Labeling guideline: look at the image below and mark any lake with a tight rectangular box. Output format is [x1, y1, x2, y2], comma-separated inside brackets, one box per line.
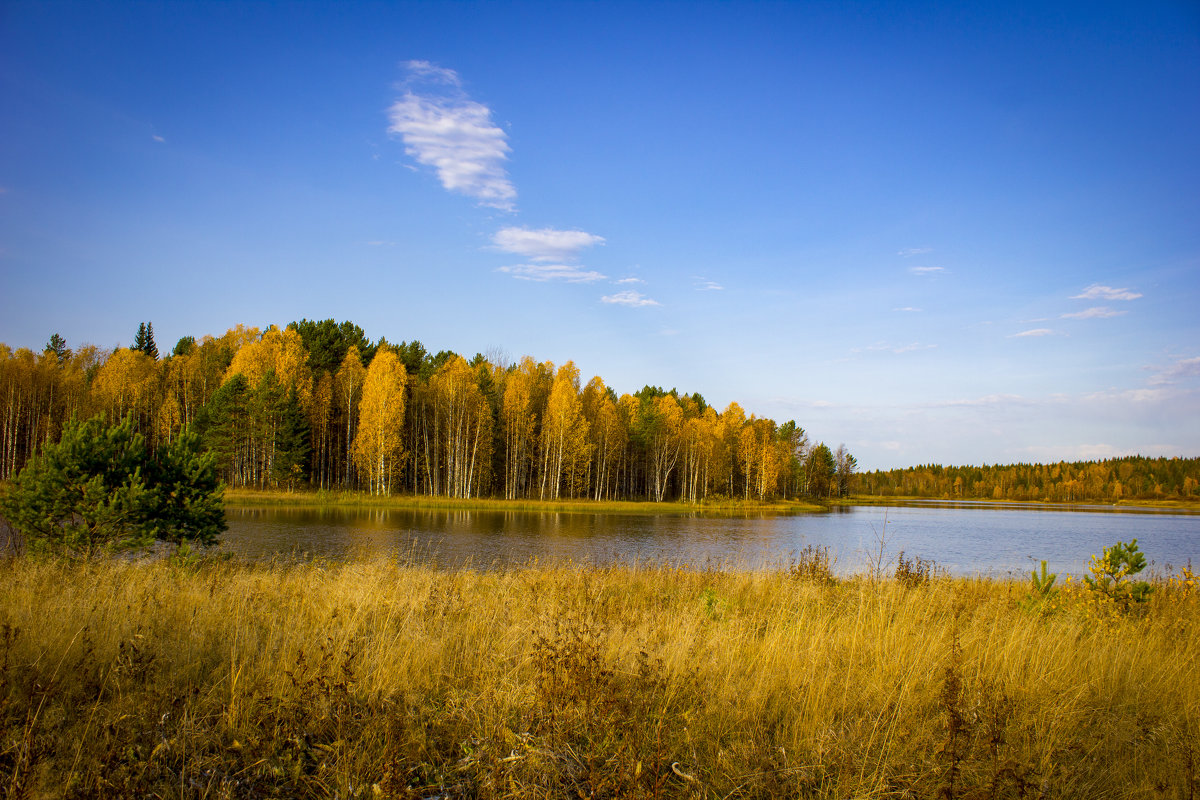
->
[221, 504, 1200, 578]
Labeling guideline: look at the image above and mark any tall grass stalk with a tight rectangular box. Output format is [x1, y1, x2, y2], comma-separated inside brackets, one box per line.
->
[0, 558, 1195, 797]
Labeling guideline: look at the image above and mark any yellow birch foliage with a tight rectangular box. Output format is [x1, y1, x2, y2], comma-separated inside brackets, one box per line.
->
[225, 325, 312, 408]
[353, 348, 406, 495]
[540, 361, 589, 500]
[90, 348, 159, 423]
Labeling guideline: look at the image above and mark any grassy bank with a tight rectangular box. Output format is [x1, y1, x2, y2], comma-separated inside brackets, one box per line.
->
[224, 488, 826, 515]
[1, 557, 1196, 798]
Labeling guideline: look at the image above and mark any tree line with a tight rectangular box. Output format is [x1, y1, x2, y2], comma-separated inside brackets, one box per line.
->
[857, 457, 1200, 502]
[0, 320, 859, 502]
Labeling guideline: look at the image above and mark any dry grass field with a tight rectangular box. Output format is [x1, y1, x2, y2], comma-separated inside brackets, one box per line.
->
[0, 553, 1196, 798]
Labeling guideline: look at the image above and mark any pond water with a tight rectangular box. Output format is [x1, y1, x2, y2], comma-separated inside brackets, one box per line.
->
[220, 504, 1200, 578]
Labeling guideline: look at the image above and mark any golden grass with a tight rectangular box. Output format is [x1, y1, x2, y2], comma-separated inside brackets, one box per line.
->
[0, 557, 1196, 798]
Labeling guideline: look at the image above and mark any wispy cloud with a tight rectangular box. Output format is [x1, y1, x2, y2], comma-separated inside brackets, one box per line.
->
[616, 277, 644, 285]
[365, 240, 398, 247]
[152, 134, 165, 143]
[927, 393, 1027, 409]
[491, 226, 604, 261]
[908, 266, 945, 276]
[1009, 328, 1059, 338]
[388, 60, 516, 210]
[855, 341, 937, 354]
[1061, 306, 1127, 320]
[692, 277, 723, 291]
[898, 247, 932, 257]
[1149, 355, 1200, 386]
[1071, 284, 1142, 301]
[497, 264, 606, 283]
[601, 290, 660, 307]
[893, 307, 923, 313]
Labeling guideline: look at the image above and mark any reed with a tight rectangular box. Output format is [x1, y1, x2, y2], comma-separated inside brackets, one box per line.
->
[0, 556, 1195, 798]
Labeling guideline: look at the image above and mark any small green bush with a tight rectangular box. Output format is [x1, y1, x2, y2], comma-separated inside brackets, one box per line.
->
[0, 415, 225, 557]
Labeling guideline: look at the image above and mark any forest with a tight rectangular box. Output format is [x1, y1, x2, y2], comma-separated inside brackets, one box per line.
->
[857, 457, 1200, 503]
[0, 321, 855, 503]
[4, 321, 1196, 504]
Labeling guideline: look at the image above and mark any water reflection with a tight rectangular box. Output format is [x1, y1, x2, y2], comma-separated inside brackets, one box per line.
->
[220, 505, 1200, 577]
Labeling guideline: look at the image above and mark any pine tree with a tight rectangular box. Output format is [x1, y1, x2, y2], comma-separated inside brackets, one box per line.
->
[272, 388, 311, 491]
[144, 322, 159, 360]
[44, 333, 71, 362]
[132, 322, 159, 359]
[0, 414, 225, 555]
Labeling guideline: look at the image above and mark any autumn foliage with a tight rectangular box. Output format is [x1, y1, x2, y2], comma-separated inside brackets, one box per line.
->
[1, 322, 848, 501]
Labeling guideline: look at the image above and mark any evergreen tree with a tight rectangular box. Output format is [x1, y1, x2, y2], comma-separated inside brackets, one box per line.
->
[44, 333, 71, 362]
[132, 322, 159, 359]
[173, 335, 196, 357]
[142, 428, 226, 545]
[0, 414, 225, 556]
[144, 322, 159, 360]
[272, 388, 311, 490]
[193, 374, 250, 483]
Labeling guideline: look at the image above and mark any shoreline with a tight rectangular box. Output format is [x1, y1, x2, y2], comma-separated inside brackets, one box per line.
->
[222, 488, 827, 515]
[835, 494, 1200, 514]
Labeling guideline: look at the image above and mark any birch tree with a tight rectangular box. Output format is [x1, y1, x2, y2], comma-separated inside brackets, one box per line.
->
[353, 348, 406, 495]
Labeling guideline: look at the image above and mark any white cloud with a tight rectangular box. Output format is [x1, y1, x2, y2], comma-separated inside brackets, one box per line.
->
[1082, 387, 1173, 404]
[898, 247, 932, 257]
[152, 134, 165, 143]
[388, 62, 516, 210]
[403, 59, 462, 86]
[1061, 306, 1127, 320]
[1149, 356, 1200, 386]
[692, 277, 723, 291]
[1071, 284, 1142, 301]
[1009, 328, 1059, 338]
[491, 226, 604, 261]
[497, 264, 606, 283]
[927, 394, 1028, 409]
[908, 266, 945, 276]
[893, 307, 923, 313]
[616, 277, 644, 285]
[601, 290, 660, 307]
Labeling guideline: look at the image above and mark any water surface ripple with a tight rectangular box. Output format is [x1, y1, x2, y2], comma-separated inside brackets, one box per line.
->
[221, 504, 1200, 578]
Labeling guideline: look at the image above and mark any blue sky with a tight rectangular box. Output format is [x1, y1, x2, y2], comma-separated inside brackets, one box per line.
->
[2, 0, 1198, 469]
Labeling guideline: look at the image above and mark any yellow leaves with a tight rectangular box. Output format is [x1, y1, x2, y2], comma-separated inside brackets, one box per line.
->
[225, 326, 312, 408]
[352, 348, 407, 494]
[91, 348, 159, 421]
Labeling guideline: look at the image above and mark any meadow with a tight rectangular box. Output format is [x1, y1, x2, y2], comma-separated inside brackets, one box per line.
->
[0, 553, 1195, 798]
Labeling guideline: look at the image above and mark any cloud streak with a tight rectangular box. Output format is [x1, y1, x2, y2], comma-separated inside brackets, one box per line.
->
[602, 290, 660, 307]
[497, 264, 606, 282]
[388, 61, 516, 210]
[1009, 328, 1059, 338]
[1061, 306, 1127, 320]
[491, 226, 604, 261]
[908, 266, 945, 275]
[1071, 284, 1142, 301]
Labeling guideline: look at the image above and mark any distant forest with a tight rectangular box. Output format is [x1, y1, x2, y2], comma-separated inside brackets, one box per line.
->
[857, 457, 1200, 503]
[3, 321, 1196, 504]
[1, 321, 853, 502]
